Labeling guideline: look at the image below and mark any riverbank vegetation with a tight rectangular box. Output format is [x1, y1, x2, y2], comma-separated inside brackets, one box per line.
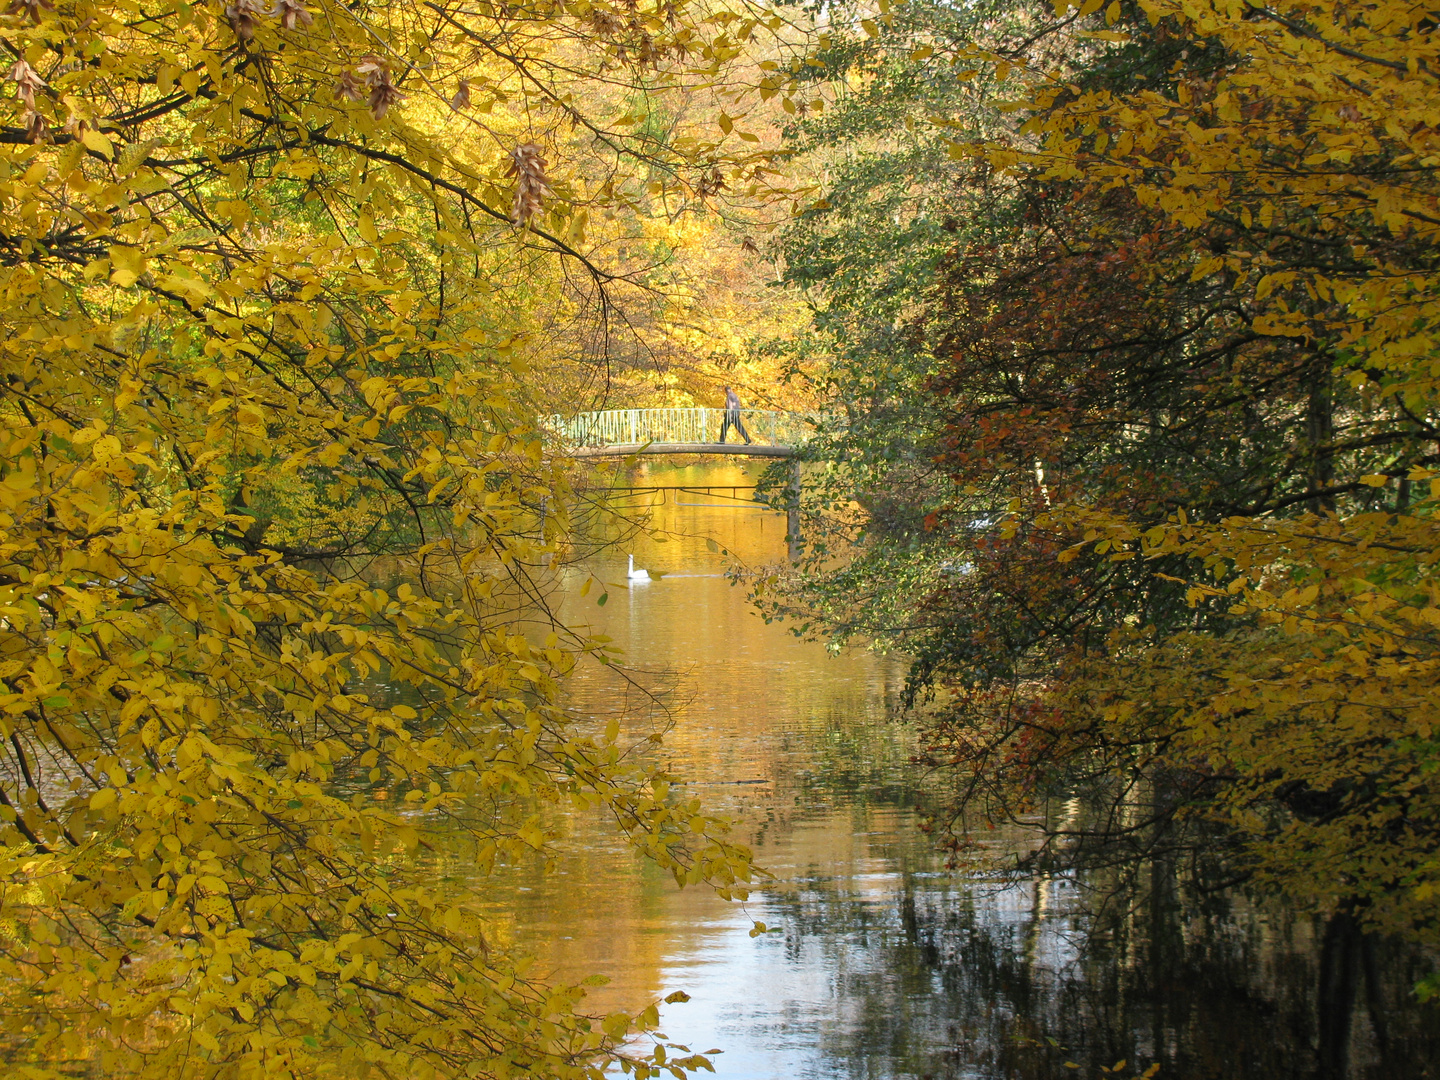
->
[4, 0, 1437, 1074]
[762, 0, 1440, 1012]
[0, 0, 810, 1075]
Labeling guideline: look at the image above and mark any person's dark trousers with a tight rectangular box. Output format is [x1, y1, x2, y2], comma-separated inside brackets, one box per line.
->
[719, 410, 751, 444]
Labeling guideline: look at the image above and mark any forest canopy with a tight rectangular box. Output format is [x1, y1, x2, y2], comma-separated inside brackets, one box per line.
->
[764, 0, 1440, 978]
[4, 0, 1440, 1074]
[0, 0, 808, 1075]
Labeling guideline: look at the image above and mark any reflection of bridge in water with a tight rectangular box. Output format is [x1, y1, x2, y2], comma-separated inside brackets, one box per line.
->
[546, 408, 819, 458]
[548, 408, 820, 558]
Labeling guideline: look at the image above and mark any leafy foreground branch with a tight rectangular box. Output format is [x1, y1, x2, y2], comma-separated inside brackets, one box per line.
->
[0, 0, 776, 1075]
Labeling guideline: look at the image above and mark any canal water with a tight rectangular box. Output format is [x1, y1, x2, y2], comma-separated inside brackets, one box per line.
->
[460, 460, 1439, 1080]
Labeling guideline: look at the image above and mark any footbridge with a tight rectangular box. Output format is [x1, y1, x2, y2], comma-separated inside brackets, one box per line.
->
[547, 407, 820, 558]
[546, 408, 819, 458]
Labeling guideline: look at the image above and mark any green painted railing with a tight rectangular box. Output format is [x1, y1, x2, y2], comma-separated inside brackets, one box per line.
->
[546, 408, 821, 449]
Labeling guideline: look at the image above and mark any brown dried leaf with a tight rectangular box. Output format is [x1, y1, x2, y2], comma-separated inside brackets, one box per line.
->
[8, 59, 44, 109]
[369, 80, 404, 119]
[334, 71, 366, 103]
[5, 0, 54, 23]
[274, 0, 313, 31]
[356, 55, 388, 84]
[224, 0, 268, 41]
[507, 143, 551, 225]
[24, 108, 47, 144]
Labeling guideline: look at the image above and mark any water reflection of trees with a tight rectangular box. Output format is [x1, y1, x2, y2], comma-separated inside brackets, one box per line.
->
[760, 851, 1440, 1079]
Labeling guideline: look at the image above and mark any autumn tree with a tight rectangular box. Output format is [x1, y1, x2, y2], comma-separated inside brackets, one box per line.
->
[750, 0, 1034, 651]
[946, 0, 1440, 948]
[763, 0, 1440, 1006]
[0, 0, 803, 1075]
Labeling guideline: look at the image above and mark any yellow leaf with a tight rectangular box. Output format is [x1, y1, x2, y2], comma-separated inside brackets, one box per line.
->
[81, 128, 114, 159]
[191, 1026, 220, 1052]
[108, 246, 148, 287]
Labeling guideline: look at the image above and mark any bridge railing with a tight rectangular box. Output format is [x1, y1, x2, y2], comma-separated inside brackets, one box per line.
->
[545, 408, 822, 448]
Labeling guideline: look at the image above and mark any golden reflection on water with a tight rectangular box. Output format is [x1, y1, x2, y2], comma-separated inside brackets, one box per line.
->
[465, 458, 931, 1073]
[425, 460, 1440, 1080]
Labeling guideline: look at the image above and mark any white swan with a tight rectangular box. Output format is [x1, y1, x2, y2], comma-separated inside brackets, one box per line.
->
[627, 554, 651, 582]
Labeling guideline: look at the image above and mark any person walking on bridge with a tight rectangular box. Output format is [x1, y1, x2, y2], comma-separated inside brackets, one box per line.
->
[719, 385, 751, 445]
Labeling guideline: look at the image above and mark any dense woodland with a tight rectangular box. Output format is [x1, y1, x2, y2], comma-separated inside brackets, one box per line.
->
[0, 0, 1436, 1076]
[761, 0, 1440, 1031]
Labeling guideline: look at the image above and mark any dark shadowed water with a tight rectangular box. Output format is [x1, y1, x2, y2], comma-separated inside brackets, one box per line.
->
[460, 459, 1440, 1080]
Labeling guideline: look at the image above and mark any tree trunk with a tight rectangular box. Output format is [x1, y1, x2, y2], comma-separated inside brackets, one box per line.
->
[1316, 907, 1358, 1080]
[1306, 364, 1335, 512]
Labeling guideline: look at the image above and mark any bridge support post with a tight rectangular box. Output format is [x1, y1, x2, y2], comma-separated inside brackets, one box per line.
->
[786, 460, 802, 563]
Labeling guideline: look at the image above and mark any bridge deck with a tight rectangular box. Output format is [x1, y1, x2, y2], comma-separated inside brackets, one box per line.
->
[570, 441, 794, 459]
[548, 408, 818, 457]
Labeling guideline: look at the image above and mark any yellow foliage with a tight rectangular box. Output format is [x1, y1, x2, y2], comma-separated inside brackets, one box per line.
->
[0, 0, 776, 1075]
[1022, 0, 1440, 386]
[969, 0, 1440, 937]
